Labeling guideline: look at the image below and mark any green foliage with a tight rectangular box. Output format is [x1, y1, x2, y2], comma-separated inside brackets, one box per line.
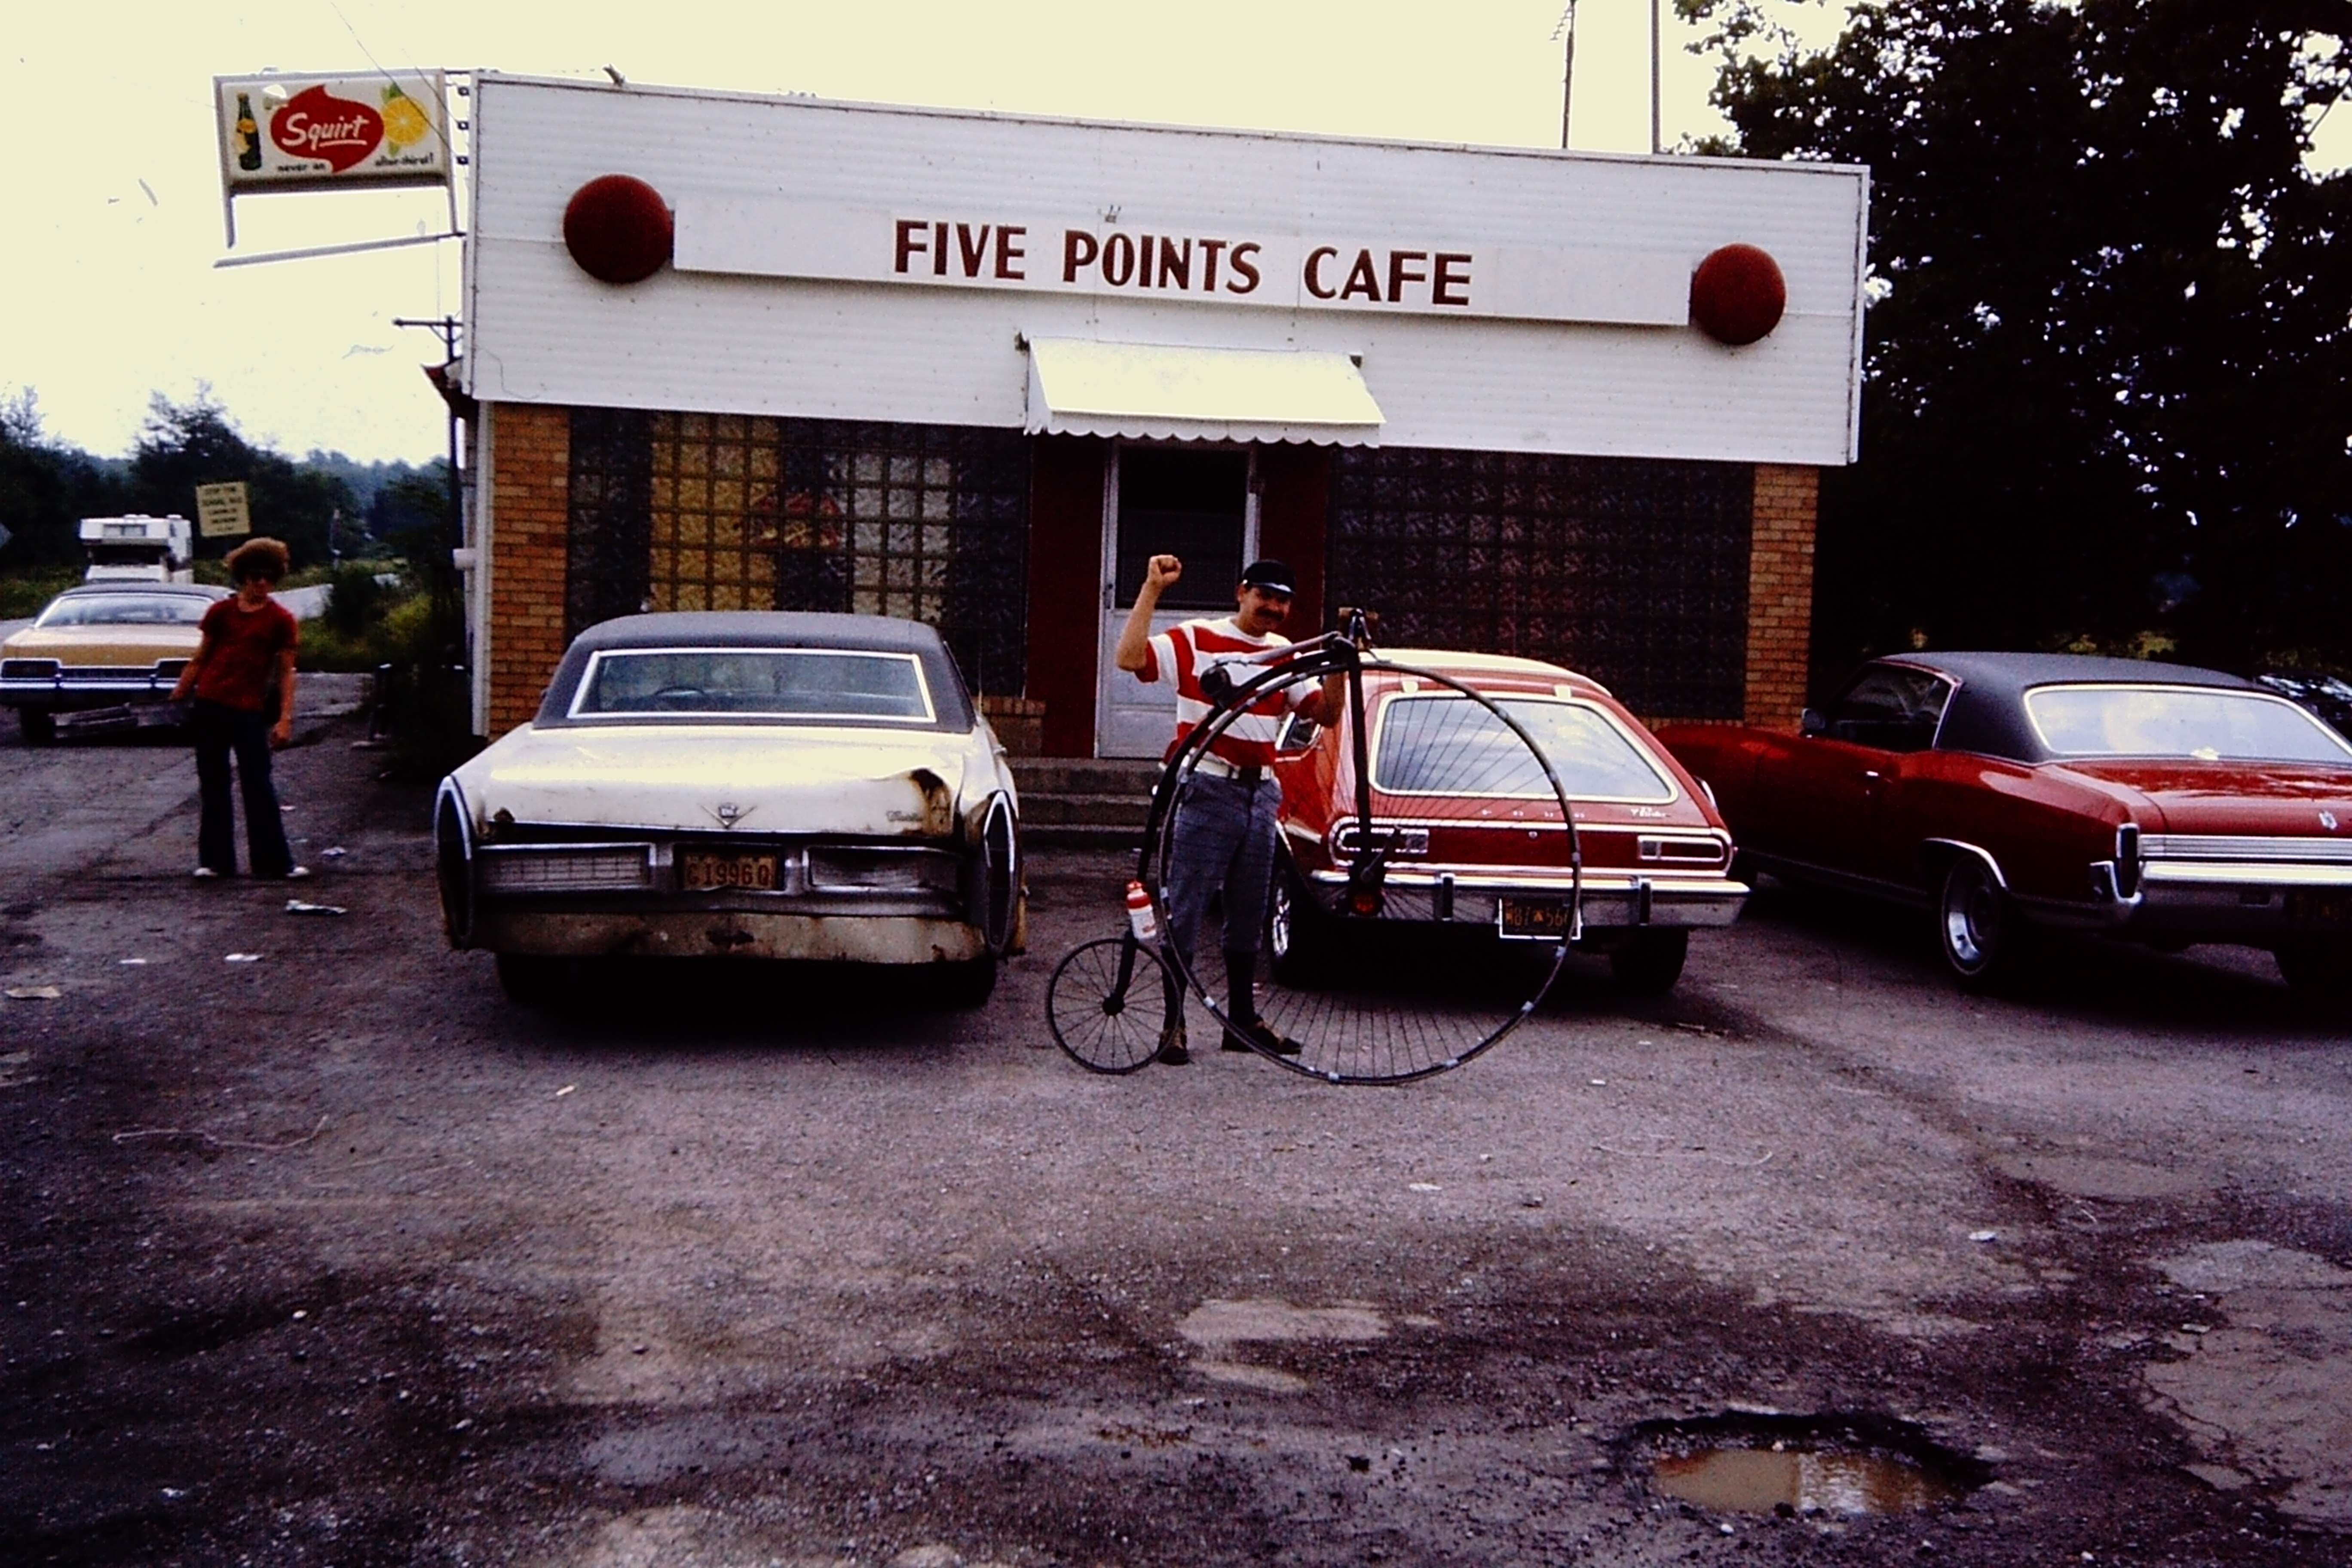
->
[0, 566, 83, 619]
[322, 562, 390, 638]
[130, 391, 358, 572]
[1686, 0, 2352, 678]
[0, 390, 131, 570]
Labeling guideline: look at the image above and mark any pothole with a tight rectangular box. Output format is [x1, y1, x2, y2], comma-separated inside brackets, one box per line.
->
[1632, 1412, 1988, 1517]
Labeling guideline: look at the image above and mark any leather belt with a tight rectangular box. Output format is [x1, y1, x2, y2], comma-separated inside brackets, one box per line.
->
[1192, 753, 1265, 787]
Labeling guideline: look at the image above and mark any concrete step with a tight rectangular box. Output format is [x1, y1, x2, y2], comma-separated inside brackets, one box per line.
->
[1009, 757, 1162, 796]
[1018, 792, 1150, 827]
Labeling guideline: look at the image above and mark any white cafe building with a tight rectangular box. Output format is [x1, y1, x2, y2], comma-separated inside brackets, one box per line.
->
[451, 73, 1868, 753]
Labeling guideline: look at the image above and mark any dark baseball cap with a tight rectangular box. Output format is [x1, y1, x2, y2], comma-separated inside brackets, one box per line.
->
[1238, 559, 1295, 595]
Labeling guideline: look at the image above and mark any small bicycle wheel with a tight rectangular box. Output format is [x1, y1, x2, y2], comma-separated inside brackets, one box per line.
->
[1144, 649, 1575, 1085]
[1047, 936, 1173, 1074]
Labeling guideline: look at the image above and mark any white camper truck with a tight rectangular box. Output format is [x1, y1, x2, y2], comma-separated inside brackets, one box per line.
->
[80, 515, 196, 583]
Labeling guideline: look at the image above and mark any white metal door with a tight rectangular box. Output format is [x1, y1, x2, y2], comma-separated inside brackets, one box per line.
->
[1095, 446, 1259, 758]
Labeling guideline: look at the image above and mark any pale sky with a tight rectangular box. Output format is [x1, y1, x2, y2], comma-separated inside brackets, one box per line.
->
[12, 3, 2340, 466]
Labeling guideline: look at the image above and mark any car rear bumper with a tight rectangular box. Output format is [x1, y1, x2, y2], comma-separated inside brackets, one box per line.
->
[1, 672, 184, 712]
[2039, 854, 2352, 941]
[1306, 868, 1747, 931]
[469, 906, 989, 963]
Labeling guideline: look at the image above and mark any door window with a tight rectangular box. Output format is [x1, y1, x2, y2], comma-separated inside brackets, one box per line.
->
[1112, 448, 1248, 609]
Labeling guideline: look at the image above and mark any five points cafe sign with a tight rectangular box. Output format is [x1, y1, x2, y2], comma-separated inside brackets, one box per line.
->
[215, 73, 450, 191]
[675, 200, 1694, 329]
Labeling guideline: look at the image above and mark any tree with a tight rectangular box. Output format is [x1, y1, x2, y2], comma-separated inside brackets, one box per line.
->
[0, 389, 129, 570]
[1682, 0, 2352, 674]
[130, 391, 354, 570]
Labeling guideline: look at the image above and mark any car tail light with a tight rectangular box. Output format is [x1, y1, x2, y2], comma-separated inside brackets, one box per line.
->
[477, 845, 653, 893]
[1330, 823, 1430, 859]
[1, 659, 61, 680]
[806, 847, 958, 894]
[1345, 885, 1386, 918]
[1637, 835, 1727, 865]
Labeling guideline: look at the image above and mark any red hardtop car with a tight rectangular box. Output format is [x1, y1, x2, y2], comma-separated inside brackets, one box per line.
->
[1657, 652, 2352, 995]
[1270, 649, 1747, 994]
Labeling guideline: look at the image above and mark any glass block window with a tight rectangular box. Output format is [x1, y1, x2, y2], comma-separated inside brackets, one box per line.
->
[603, 413, 1029, 694]
[1326, 448, 1752, 718]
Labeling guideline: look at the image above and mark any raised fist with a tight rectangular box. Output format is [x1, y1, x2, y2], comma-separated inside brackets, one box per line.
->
[1145, 554, 1183, 590]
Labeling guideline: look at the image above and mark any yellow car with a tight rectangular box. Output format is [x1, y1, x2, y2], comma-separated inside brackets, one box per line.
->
[1, 582, 230, 742]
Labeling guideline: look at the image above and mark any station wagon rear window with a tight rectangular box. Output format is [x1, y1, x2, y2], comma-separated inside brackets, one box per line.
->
[569, 648, 937, 724]
[37, 594, 211, 627]
[2024, 685, 2352, 763]
[1373, 695, 1677, 802]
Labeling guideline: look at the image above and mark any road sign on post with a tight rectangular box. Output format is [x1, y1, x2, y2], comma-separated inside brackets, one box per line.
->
[195, 482, 252, 539]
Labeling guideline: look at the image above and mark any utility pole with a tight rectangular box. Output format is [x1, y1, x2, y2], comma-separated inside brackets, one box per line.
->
[1651, 0, 1663, 154]
[1552, 3, 1578, 150]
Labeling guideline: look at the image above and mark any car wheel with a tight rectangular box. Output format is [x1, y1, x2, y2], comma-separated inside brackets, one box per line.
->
[1937, 856, 2014, 986]
[1266, 854, 1337, 986]
[2276, 940, 2352, 1011]
[18, 709, 55, 745]
[494, 952, 564, 1006]
[934, 956, 998, 1009]
[1609, 929, 1689, 995]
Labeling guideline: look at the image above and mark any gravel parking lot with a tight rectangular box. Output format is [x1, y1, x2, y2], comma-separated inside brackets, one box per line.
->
[3, 713, 2349, 1565]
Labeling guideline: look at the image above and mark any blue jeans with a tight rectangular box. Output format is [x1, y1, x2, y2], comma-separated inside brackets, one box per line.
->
[193, 699, 294, 877]
[1161, 772, 1280, 1021]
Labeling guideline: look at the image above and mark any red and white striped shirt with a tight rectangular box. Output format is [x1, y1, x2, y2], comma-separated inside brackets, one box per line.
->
[1138, 617, 1317, 769]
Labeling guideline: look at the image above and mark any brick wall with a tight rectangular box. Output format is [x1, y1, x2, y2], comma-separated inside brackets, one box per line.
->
[1744, 463, 1818, 729]
[486, 402, 572, 737]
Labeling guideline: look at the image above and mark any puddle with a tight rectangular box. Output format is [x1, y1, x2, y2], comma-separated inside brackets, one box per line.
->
[1635, 1413, 1986, 1517]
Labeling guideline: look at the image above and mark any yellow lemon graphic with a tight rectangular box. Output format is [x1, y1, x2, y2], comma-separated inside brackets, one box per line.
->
[381, 85, 430, 152]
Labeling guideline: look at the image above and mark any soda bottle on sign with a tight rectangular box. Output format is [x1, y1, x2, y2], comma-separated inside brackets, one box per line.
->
[234, 93, 262, 171]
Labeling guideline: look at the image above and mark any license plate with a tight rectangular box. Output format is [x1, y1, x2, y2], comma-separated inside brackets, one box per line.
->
[1498, 896, 1571, 940]
[682, 851, 779, 892]
[2285, 888, 2352, 926]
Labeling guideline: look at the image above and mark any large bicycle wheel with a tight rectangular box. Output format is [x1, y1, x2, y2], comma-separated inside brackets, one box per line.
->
[1143, 649, 1576, 1084]
[1047, 936, 1173, 1074]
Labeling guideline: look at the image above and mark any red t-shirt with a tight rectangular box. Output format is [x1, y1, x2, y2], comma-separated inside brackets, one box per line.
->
[193, 597, 298, 712]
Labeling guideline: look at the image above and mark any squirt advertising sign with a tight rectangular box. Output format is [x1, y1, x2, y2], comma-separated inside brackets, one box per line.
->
[214, 73, 450, 192]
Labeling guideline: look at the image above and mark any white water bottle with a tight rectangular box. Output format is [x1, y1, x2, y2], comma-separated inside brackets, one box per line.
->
[1124, 879, 1158, 941]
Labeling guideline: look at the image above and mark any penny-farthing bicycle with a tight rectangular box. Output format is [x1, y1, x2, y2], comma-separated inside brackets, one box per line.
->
[1046, 612, 1580, 1084]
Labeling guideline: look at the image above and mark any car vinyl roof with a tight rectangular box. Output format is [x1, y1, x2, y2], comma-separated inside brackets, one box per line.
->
[1869, 652, 2257, 763]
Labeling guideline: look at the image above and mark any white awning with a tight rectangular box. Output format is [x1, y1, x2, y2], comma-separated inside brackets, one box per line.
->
[1024, 338, 1384, 445]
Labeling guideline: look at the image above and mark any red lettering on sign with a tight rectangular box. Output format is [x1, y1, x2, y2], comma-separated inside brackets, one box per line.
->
[933, 222, 949, 277]
[1339, 250, 1381, 302]
[1103, 232, 1136, 287]
[1159, 237, 1192, 290]
[1199, 238, 1227, 291]
[1303, 246, 1339, 300]
[1387, 251, 1428, 303]
[1139, 235, 1156, 288]
[996, 226, 1027, 279]
[957, 224, 991, 278]
[1227, 243, 1261, 294]
[1433, 252, 1473, 306]
[894, 219, 928, 274]
[268, 83, 384, 173]
[1063, 230, 1099, 283]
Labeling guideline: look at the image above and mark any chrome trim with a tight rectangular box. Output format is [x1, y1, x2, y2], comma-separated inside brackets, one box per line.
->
[1921, 837, 2007, 890]
[477, 842, 657, 894]
[2141, 833, 2352, 864]
[2140, 861, 2352, 888]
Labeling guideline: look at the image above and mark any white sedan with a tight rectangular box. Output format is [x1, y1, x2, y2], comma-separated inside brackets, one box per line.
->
[435, 612, 1023, 1005]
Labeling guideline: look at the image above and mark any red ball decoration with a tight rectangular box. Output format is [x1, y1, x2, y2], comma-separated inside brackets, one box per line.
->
[1689, 244, 1787, 346]
[563, 175, 673, 285]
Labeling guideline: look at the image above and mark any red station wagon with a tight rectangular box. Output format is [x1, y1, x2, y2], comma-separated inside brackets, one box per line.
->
[1657, 652, 2352, 996]
[1267, 650, 1749, 995]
